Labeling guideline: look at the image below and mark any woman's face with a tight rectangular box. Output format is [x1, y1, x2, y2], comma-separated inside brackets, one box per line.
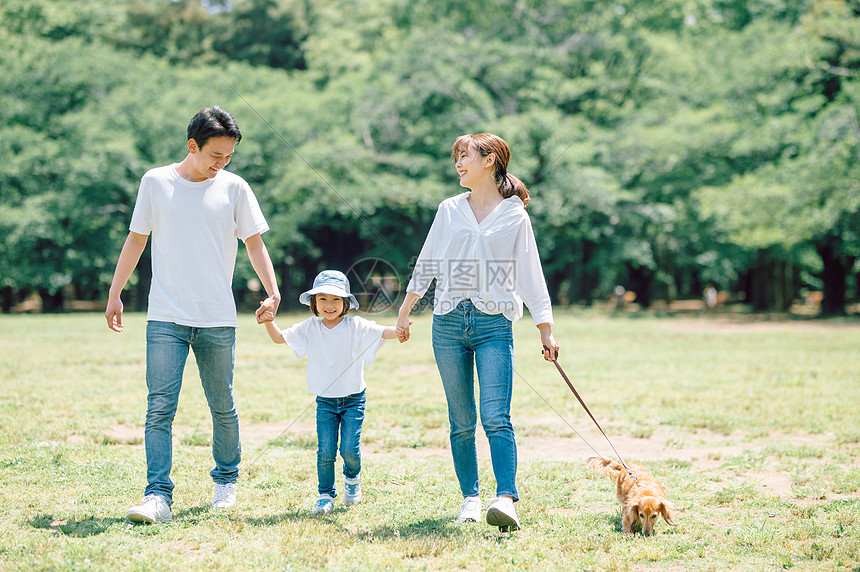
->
[455, 143, 491, 188]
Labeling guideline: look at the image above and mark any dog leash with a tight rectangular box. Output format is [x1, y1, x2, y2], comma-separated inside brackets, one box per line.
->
[544, 346, 641, 486]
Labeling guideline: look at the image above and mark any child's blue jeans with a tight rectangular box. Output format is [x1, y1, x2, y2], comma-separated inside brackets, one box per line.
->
[315, 390, 366, 498]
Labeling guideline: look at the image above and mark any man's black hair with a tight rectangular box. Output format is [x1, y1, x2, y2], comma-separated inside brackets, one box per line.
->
[187, 106, 242, 149]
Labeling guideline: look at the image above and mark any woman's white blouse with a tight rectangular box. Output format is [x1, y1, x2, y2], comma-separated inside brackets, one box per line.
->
[406, 192, 553, 325]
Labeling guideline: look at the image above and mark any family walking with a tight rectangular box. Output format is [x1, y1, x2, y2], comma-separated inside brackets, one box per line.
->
[106, 106, 559, 532]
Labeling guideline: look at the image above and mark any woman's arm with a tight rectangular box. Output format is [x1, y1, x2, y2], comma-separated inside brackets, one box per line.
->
[537, 322, 559, 361]
[514, 218, 554, 325]
[512, 217, 559, 361]
[396, 292, 422, 342]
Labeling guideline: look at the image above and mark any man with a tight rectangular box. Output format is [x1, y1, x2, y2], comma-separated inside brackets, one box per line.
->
[105, 106, 280, 524]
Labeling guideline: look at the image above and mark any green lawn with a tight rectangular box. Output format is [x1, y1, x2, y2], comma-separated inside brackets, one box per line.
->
[0, 310, 858, 570]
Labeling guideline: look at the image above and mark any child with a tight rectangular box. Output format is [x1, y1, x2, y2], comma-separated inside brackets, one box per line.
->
[259, 270, 405, 515]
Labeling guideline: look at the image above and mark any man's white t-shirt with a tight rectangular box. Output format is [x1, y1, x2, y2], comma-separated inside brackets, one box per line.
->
[129, 164, 269, 328]
[281, 316, 387, 398]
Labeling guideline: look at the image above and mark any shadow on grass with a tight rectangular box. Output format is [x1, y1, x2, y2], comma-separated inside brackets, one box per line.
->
[28, 505, 223, 536]
[354, 517, 461, 540]
[28, 513, 125, 537]
[244, 508, 323, 526]
[609, 513, 623, 533]
[170, 505, 211, 523]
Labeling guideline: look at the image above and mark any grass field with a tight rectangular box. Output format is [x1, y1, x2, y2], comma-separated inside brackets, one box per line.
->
[0, 310, 858, 571]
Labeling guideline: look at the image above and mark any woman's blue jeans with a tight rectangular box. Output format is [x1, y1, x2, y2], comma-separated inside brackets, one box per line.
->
[432, 301, 518, 501]
[144, 321, 240, 503]
[316, 390, 366, 498]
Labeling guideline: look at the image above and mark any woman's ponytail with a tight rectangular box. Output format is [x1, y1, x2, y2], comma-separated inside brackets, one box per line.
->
[498, 172, 530, 207]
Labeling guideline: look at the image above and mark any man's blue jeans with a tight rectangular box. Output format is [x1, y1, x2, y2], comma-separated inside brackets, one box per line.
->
[432, 301, 518, 501]
[315, 390, 365, 498]
[144, 321, 240, 503]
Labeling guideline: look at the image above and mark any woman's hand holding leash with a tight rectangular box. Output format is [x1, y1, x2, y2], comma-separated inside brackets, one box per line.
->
[538, 323, 559, 361]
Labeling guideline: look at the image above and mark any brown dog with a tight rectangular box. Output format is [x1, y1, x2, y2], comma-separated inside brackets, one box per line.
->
[586, 456, 676, 536]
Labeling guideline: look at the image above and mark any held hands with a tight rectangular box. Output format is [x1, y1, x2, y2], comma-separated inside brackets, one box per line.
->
[256, 296, 279, 324]
[395, 316, 413, 343]
[257, 308, 275, 323]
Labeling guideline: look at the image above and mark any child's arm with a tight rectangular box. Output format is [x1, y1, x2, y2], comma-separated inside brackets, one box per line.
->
[263, 319, 286, 344]
[381, 322, 411, 340]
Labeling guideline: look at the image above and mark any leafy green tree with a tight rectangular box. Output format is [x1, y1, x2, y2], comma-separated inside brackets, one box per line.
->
[694, 0, 860, 313]
[1, 0, 857, 316]
[214, 0, 309, 69]
[0, 0, 126, 43]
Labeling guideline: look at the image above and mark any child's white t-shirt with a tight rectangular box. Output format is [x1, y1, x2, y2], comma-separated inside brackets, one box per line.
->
[129, 164, 269, 327]
[282, 316, 387, 398]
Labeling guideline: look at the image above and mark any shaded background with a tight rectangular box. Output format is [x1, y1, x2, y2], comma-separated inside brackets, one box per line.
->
[1, 0, 857, 316]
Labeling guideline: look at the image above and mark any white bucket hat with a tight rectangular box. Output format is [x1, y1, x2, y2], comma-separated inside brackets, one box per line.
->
[299, 270, 360, 310]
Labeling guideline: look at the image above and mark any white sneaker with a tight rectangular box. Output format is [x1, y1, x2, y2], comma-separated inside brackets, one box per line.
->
[486, 497, 521, 531]
[312, 494, 335, 515]
[127, 494, 172, 524]
[212, 483, 237, 509]
[457, 496, 482, 523]
[344, 477, 362, 507]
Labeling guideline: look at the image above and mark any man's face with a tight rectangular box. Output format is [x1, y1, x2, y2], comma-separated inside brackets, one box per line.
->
[187, 136, 236, 181]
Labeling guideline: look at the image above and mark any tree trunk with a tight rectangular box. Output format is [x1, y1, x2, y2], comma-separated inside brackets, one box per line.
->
[627, 265, 654, 308]
[816, 239, 847, 316]
[39, 288, 64, 313]
[749, 251, 793, 312]
[0, 287, 14, 313]
[570, 240, 599, 306]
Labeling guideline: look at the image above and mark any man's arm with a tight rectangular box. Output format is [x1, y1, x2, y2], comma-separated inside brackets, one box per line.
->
[105, 231, 149, 332]
[245, 233, 281, 322]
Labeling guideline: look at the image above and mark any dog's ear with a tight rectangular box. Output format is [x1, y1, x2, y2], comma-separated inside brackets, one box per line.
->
[660, 502, 676, 526]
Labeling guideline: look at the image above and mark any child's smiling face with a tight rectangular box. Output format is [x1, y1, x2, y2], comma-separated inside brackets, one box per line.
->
[314, 293, 345, 325]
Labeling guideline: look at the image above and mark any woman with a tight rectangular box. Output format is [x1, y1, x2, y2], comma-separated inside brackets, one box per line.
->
[396, 133, 559, 531]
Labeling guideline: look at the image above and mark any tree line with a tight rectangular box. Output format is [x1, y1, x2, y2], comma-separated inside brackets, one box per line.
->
[1, 0, 858, 315]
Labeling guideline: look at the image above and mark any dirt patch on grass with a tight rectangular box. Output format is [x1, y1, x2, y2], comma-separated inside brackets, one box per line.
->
[100, 421, 319, 448]
[363, 422, 860, 505]
[109, 418, 858, 505]
[242, 421, 316, 444]
[101, 423, 143, 445]
[160, 541, 217, 558]
[747, 470, 795, 498]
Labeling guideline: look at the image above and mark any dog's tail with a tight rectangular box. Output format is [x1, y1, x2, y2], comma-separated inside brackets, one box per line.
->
[586, 456, 623, 479]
